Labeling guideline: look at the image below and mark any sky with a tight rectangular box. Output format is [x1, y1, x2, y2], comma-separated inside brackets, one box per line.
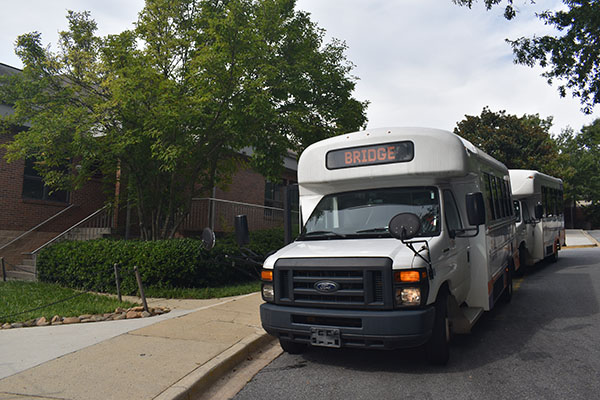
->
[1, 0, 597, 135]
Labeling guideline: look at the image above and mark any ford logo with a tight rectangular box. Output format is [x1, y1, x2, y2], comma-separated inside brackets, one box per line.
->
[314, 280, 340, 293]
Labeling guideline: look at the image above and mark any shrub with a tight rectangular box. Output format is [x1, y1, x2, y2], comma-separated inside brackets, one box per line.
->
[37, 228, 286, 294]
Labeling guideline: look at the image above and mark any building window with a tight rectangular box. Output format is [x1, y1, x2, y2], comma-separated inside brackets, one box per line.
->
[22, 159, 69, 203]
[264, 180, 284, 209]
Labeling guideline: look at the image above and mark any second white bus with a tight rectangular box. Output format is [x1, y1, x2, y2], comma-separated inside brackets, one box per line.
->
[509, 169, 565, 267]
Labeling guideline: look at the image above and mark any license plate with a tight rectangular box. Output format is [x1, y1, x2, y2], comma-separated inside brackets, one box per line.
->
[310, 327, 341, 348]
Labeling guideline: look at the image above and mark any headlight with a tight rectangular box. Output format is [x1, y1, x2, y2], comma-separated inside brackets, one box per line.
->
[395, 287, 421, 306]
[262, 284, 274, 302]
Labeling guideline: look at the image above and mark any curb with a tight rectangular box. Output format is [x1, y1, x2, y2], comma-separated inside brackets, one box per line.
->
[563, 244, 597, 249]
[582, 231, 600, 247]
[154, 332, 275, 400]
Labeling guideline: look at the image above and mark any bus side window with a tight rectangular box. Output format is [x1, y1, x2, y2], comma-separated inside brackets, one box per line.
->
[484, 173, 495, 221]
[443, 190, 463, 235]
[522, 202, 531, 222]
[513, 200, 521, 223]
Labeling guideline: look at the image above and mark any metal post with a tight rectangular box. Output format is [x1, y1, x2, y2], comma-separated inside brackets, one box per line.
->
[1, 257, 6, 282]
[113, 263, 122, 302]
[125, 198, 131, 240]
[210, 187, 217, 231]
[283, 184, 298, 245]
[283, 186, 292, 245]
[133, 265, 149, 313]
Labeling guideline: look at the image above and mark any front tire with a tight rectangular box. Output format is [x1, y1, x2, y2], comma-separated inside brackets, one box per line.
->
[426, 288, 450, 365]
[279, 339, 308, 354]
[550, 241, 559, 263]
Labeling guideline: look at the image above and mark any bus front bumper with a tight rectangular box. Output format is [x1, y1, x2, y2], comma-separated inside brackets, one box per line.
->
[260, 303, 435, 350]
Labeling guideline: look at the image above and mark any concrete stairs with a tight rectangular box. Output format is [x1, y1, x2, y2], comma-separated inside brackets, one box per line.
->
[1, 228, 113, 282]
[4, 256, 37, 281]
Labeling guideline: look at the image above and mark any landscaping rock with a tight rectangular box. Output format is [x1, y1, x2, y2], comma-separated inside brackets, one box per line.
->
[126, 310, 141, 319]
[4, 304, 170, 329]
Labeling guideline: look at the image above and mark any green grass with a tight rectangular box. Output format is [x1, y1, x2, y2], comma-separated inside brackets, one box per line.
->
[0, 280, 261, 325]
[143, 281, 261, 299]
[0, 281, 138, 324]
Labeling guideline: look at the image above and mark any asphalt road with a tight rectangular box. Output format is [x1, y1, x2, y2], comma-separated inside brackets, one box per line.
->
[234, 247, 600, 400]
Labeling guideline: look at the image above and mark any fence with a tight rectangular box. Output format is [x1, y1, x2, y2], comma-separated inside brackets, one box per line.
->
[181, 198, 300, 234]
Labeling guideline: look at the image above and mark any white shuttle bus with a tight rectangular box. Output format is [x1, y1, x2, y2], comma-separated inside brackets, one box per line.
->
[259, 128, 517, 365]
[509, 169, 565, 267]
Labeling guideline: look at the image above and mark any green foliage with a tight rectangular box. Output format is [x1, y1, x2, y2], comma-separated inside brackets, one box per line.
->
[555, 119, 600, 205]
[453, 0, 519, 19]
[143, 281, 261, 299]
[36, 228, 285, 294]
[454, 107, 559, 174]
[0, 0, 368, 240]
[0, 281, 136, 324]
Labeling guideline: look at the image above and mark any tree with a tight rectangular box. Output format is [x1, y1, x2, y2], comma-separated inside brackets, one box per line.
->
[454, 107, 559, 174]
[454, 0, 600, 113]
[0, 0, 368, 240]
[556, 119, 600, 207]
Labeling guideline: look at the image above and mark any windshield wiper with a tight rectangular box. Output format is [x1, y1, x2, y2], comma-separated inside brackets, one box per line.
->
[355, 227, 389, 234]
[299, 230, 346, 239]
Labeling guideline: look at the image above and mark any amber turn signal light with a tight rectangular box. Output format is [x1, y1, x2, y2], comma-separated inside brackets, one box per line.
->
[394, 270, 423, 282]
[261, 270, 273, 281]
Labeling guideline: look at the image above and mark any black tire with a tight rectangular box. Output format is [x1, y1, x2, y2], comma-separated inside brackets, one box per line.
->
[279, 339, 308, 354]
[550, 241, 559, 263]
[516, 245, 527, 276]
[426, 288, 450, 365]
[501, 266, 513, 303]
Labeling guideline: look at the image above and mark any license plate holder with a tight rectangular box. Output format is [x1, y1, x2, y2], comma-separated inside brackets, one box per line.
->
[310, 327, 341, 348]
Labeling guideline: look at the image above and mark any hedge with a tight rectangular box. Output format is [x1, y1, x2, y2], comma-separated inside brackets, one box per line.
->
[37, 228, 285, 295]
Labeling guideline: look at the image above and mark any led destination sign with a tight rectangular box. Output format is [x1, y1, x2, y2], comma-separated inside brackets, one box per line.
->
[326, 141, 414, 170]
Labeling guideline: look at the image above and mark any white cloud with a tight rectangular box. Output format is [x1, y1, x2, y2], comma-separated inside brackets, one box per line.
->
[297, 0, 598, 133]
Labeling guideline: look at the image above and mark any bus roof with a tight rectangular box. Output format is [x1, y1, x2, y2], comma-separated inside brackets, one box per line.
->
[298, 127, 507, 190]
[509, 169, 563, 197]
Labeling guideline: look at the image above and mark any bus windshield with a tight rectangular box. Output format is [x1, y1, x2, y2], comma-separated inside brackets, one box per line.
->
[299, 187, 440, 240]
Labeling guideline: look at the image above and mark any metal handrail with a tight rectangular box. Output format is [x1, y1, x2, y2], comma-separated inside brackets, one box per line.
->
[30, 205, 111, 255]
[0, 204, 76, 252]
[192, 197, 292, 212]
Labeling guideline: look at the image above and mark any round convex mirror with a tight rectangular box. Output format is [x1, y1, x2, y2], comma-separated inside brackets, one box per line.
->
[201, 227, 215, 250]
[388, 213, 421, 240]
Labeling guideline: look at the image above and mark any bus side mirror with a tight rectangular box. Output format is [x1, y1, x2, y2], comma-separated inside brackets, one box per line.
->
[466, 192, 486, 226]
[534, 204, 543, 220]
[234, 215, 250, 247]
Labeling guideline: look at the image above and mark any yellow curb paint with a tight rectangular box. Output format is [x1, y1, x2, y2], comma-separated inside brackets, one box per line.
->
[513, 277, 524, 291]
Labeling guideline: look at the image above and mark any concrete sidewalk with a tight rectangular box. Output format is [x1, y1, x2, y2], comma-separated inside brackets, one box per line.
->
[0, 292, 273, 400]
[564, 229, 600, 248]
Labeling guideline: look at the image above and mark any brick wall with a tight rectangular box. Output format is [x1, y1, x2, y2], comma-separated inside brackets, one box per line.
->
[215, 167, 266, 205]
[0, 133, 108, 235]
